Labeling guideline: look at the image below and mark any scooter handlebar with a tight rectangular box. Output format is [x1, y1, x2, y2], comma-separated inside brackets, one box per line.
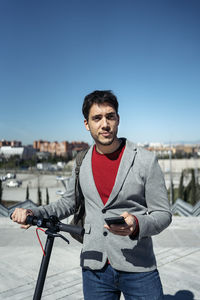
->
[26, 215, 84, 237]
[59, 223, 84, 237]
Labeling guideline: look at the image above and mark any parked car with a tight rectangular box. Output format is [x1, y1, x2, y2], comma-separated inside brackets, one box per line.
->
[6, 173, 16, 179]
[0, 175, 7, 181]
[6, 180, 21, 188]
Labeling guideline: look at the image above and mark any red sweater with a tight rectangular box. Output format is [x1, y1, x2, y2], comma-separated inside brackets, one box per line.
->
[92, 143, 125, 205]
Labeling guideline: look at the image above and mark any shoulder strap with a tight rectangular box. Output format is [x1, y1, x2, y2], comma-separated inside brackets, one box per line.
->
[74, 148, 89, 210]
[75, 149, 88, 177]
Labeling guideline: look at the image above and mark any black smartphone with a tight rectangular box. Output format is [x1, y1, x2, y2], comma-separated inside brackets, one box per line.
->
[104, 216, 125, 226]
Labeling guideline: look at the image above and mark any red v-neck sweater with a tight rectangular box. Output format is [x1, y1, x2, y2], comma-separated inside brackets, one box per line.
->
[92, 143, 125, 205]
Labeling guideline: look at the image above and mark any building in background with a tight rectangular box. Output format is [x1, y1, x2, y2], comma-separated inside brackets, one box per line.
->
[0, 140, 22, 147]
[0, 145, 36, 160]
[145, 143, 199, 158]
[33, 140, 89, 157]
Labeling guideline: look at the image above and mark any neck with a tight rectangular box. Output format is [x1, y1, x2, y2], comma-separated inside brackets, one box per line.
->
[95, 138, 121, 154]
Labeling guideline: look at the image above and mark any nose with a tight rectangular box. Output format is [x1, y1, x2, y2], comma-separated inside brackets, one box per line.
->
[101, 117, 109, 129]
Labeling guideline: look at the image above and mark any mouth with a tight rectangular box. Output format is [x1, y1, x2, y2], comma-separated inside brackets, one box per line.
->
[100, 132, 112, 137]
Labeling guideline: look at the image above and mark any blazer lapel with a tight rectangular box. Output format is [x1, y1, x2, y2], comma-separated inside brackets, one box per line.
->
[81, 144, 105, 209]
[105, 140, 137, 207]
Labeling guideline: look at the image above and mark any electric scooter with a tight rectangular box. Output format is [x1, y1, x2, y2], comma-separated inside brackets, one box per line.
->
[14, 215, 84, 300]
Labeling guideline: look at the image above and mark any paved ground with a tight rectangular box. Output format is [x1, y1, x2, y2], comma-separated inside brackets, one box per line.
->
[1, 173, 67, 204]
[0, 216, 200, 300]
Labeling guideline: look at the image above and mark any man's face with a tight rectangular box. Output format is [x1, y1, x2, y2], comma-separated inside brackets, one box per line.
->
[84, 102, 119, 146]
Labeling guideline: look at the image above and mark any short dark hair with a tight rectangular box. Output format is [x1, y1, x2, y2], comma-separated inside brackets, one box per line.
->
[82, 90, 119, 120]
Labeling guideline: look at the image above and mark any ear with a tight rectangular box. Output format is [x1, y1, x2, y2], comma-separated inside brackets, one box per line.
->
[84, 119, 90, 131]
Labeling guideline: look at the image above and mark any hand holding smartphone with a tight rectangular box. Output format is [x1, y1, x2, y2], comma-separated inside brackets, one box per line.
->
[104, 216, 126, 226]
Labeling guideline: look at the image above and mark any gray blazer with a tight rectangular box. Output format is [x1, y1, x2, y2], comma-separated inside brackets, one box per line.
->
[32, 139, 172, 272]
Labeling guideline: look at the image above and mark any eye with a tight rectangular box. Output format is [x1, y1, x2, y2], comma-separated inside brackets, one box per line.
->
[92, 115, 102, 122]
[107, 113, 116, 120]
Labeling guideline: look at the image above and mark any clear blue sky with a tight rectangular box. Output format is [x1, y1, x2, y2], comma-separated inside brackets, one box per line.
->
[0, 0, 200, 146]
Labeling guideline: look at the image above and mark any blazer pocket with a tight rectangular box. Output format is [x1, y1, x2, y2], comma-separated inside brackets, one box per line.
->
[84, 223, 91, 234]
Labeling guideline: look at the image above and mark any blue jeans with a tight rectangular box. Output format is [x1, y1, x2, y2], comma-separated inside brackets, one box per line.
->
[82, 264, 163, 300]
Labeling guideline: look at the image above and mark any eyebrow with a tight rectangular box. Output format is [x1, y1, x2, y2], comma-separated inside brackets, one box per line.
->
[106, 112, 116, 117]
[91, 114, 102, 119]
[91, 112, 116, 119]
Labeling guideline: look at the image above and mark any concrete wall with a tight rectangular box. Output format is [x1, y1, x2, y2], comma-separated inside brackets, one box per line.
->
[158, 158, 200, 173]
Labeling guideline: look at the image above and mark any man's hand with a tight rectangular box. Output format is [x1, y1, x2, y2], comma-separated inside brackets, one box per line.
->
[104, 212, 138, 236]
[11, 208, 34, 229]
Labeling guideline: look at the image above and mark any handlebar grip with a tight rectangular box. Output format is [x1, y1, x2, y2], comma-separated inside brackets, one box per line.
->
[59, 223, 85, 237]
[26, 215, 38, 225]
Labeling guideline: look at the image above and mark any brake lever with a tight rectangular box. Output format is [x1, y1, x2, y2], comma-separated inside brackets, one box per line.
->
[45, 230, 70, 244]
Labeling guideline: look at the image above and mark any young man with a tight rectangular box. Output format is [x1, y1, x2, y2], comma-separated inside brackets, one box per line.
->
[12, 90, 172, 299]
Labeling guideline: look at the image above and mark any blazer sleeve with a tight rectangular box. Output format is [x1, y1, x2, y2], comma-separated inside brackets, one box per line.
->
[31, 162, 77, 220]
[136, 154, 172, 239]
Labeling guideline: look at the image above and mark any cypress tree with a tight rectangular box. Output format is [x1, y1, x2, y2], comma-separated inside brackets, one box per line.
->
[196, 182, 200, 202]
[26, 185, 29, 200]
[188, 169, 196, 206]
[168, 179, 175, 204]
[37, 186, 42, 206]
[46, 187, 49, 205]
[171, 180, 175, 204]
[184, 169, 199, 206]
[184, 180, 190, 203]
[0, 179, 2, 204]
[178, 170, 184, 200]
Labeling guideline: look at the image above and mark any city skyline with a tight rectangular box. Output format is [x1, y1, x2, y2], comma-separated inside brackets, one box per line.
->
[0, 0, 200, 145]
[1, 137, 200, 148]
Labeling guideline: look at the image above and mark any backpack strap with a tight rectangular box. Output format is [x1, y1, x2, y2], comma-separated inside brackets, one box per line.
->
[74, 148, 88, 212]
[69, 148, 89, 243]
